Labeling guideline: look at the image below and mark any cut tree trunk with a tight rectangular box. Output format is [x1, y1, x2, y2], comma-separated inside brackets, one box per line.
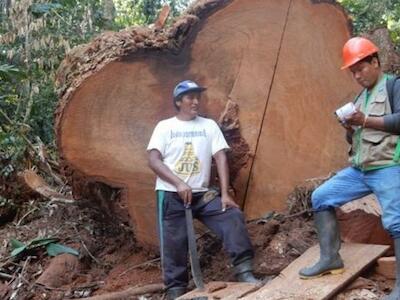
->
[375, 257, 396, 280]
[337, 195, 393, 247]
[55, 0, 360, 247]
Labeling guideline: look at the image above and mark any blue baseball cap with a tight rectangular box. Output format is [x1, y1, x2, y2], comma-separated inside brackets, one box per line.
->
[173, 80, 206, 98]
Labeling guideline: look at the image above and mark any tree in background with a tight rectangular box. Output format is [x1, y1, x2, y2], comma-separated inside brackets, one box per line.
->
[0, 0, 192, 199]
[1, 0, 107, 183]
[339, 0, 400, 47]
[113, 0, 189, 27]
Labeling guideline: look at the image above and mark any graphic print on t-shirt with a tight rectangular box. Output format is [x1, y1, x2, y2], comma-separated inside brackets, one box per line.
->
[147, 116, 229, 192]
[174, 142, 201, 177]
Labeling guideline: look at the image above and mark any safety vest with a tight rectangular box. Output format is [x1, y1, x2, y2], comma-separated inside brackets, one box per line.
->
[350, 74, 400, 170]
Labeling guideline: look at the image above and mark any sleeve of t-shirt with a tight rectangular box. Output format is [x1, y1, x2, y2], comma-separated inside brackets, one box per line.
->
[211, 121, 230, 155]
[147, 122, 166, 155]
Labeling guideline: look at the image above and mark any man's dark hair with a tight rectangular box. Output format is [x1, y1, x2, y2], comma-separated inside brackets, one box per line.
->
[360, 52, 380, 67]
[173, 95, 183, 111]
[173, 91, 202, 111]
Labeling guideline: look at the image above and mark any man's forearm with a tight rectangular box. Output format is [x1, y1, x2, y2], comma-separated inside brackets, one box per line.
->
[148, 149, 192, 204]
[214, 150, 230, 195]
[363, 116, 386, 131]
[150, 160, 183, 187]
[346, 114, 399, 134]
[148, 156, 183, 188]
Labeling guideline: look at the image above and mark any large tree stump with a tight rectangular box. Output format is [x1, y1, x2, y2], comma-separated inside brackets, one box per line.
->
[338, 195, 393, 247]
[55, 0, 359, 247]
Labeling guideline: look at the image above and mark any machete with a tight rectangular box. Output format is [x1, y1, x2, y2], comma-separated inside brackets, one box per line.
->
[185, 206, 205, 291]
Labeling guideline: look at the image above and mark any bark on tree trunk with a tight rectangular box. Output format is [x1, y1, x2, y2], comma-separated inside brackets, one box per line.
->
[55, 0, 360, 247]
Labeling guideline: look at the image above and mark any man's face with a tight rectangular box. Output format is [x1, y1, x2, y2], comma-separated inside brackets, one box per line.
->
[349, 57, 380, 89]
[176, 92, 201, 117]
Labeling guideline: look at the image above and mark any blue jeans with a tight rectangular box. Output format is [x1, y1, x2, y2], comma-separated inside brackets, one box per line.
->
[312, 165, 400, 238]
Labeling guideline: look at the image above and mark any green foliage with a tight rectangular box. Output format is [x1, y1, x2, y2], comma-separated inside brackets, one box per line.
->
[0, 0, 192, 195]
[0, 0, 108, 183]
[0, 196, 14, 208]
[114, 0, 191, 28]
[46, 242, 80, 256]
[10, 238, 25, 250]
[29, 3, 63, 17]
[0, 64, 25, 81]
[10, 237, 79, 258]
[338, 0, 400, 46]
[0, 64, 29, 178]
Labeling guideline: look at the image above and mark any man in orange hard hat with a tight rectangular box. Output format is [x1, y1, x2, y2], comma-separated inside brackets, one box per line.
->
[299, 37, 400, 300]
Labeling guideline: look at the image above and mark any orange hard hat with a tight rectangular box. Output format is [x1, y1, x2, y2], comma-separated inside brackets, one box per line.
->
[341, 37, 379, 70]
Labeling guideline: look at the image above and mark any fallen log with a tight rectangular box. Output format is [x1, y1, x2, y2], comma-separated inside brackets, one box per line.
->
[55, 0, 360, 246]
[80, 283, 164, 300]
[20, 170, 74, 204]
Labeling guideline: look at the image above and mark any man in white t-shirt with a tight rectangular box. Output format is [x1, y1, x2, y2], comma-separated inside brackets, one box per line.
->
[147, 80, 258, 300]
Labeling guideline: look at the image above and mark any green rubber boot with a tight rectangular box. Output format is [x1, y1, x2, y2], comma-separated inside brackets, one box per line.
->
[299, 210, 344, 279]
[383, 238, 400, 300]
[234, 258, 261, 284]
[166, 287, 187, 300]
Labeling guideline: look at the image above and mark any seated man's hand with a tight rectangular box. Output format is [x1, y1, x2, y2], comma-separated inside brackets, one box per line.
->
[221, 193, 239, 211]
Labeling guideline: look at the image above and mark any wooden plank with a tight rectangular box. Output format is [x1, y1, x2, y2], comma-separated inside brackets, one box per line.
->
[177, 282, 259, 300]
[243, 243, 389, 300]
[375, 256, 396, 279]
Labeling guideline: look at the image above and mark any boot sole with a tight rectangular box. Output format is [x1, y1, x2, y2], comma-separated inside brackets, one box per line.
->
[299, 268, 345, 280]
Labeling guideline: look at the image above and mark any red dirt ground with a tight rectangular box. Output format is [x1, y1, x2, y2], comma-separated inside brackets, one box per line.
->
[0, 196, 395, 299]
